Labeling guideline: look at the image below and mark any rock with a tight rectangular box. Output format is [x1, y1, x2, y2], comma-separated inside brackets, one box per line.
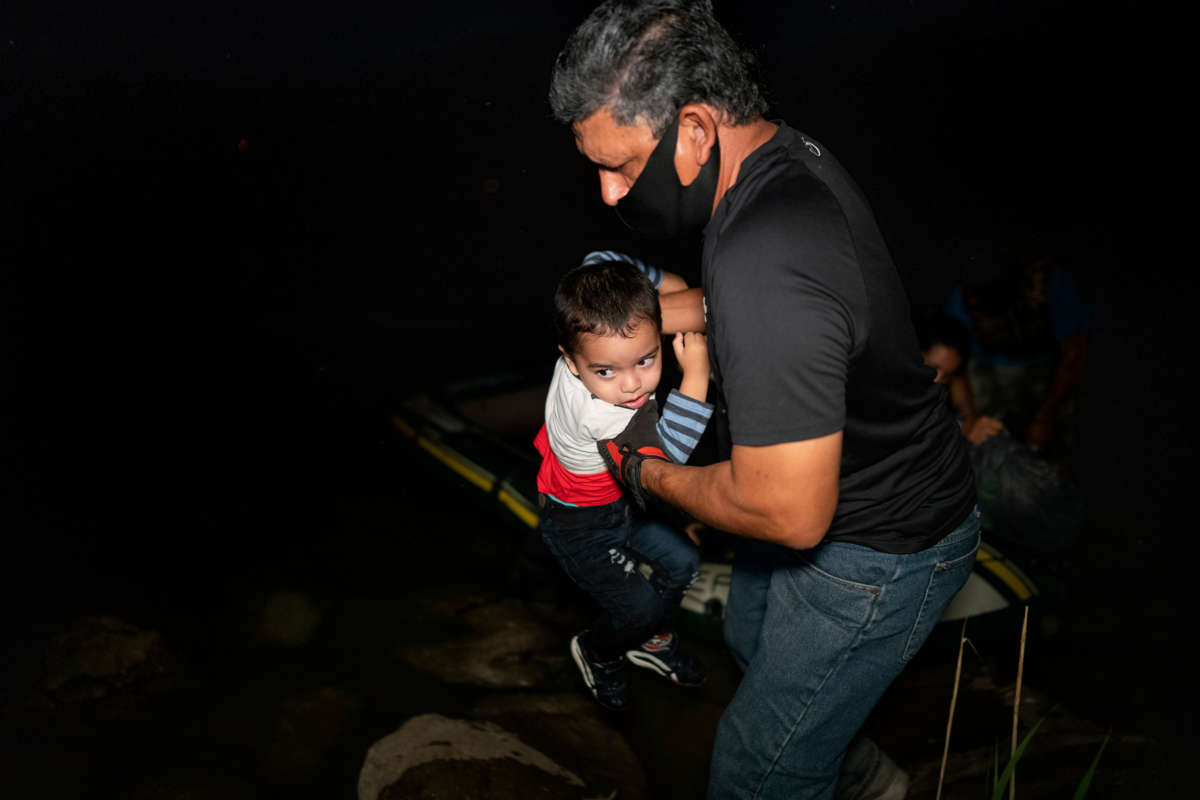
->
[257, 591, 322, 646]
[262, 686, 361, 784]
[357, 713, 587, 800]
[42, 616, 176, 704]
[396, 595, 568, 688]
[472, 693, 648, 800]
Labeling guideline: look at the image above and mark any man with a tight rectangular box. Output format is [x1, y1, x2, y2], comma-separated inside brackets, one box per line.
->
[550, 3, 978, 799]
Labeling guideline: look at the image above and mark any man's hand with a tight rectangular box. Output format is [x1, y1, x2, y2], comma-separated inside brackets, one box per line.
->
[598, 399, 670, 509]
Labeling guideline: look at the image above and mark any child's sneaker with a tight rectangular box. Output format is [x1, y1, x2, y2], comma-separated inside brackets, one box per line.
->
[570, 633, 631, 710]
[626, 632, 707, 687]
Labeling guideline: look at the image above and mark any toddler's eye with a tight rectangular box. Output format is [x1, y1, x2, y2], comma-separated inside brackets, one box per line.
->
[595, 368, 613, 378]
[638, 356, 656, 367]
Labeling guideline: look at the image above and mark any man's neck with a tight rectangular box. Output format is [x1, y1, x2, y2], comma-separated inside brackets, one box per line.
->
[712, 117, 779, 215]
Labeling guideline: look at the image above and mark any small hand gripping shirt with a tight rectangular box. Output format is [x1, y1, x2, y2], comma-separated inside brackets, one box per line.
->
[535, 356, 714, 507]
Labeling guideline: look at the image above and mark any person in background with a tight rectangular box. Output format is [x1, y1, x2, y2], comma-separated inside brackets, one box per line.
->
[944, 254, 1089, 461]
[915, 312, 1005, 444]
[916, 310, 1085, 553]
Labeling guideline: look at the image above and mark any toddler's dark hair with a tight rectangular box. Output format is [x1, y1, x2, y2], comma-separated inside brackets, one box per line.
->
[554, 260, 661, 356]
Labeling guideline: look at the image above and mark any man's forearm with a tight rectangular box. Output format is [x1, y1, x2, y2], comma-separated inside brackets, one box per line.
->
[642, 459, 778, 542]
[660, 288, 705, 334]
[948, 374, 976, 421]
[658, 271, 689, 294]
[640, 434, 841, 549]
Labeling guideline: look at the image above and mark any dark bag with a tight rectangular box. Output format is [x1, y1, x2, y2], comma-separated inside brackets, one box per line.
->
[971, 429, 1083, 553]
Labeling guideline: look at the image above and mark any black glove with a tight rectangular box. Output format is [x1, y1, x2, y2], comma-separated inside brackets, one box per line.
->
[597, 398, 671, 510]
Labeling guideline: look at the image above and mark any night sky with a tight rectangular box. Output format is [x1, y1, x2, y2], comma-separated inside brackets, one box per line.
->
[3, 0, 1183, 759]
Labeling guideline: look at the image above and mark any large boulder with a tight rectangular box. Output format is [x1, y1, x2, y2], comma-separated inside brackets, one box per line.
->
[357, 713, 587, 800]
[472, 693, 648, 799]
[358, 693, 649, 800]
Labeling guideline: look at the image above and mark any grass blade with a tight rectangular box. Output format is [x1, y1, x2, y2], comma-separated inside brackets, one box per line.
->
[1072, 733, 1111, 800]
[990, 716, 1047, 800]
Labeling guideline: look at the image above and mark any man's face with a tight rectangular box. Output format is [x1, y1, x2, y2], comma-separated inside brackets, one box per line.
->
[922, 344, 964, 384]
[561, 318, 663, 409]
[573, 107, 660, 207]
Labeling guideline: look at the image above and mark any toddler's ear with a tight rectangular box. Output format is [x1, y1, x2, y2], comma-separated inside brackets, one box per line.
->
[559, 346, 581, 377]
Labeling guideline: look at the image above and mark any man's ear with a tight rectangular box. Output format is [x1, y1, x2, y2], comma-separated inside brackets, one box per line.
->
[674, 104, 719, 186]
[559, 346, 581, 376]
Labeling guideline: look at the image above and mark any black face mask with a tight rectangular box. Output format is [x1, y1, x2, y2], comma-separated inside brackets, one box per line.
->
[616, 119, 720, 240]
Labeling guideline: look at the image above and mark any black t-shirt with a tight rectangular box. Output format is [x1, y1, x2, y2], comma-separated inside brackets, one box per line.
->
[702, 122, 975, 553]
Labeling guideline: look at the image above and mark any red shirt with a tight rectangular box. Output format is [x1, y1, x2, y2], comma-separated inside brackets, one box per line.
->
[534, 424, 622, 507]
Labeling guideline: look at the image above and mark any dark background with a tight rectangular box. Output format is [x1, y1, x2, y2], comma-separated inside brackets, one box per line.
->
[2, 0, 1185, 790]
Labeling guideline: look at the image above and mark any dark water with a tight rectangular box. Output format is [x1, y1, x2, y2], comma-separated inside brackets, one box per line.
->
[4, 3, 1186, 796]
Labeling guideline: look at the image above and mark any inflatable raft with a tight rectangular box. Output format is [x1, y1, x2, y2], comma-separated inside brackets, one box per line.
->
[391, 372, 1040, 636]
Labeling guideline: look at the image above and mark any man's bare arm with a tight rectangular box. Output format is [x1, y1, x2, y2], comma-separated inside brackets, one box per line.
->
[641, 432, 842, 549]
[658, 271, 689, 294]
[949, 372, 1004, 444]
[1026, 332, 1088, 450]
[660, 287, 705, 334]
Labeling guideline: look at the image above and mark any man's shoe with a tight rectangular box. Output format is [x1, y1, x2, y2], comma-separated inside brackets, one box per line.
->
[626, 632, 707, 687]
[570, 633, 631, 711]
[836, 736, 910, 800]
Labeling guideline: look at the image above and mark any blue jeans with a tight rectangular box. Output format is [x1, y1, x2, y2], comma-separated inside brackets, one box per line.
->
[539, 494, 700, 661]
[710, 508, 981, 799]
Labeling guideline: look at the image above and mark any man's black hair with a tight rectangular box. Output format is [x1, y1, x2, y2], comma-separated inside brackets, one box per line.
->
[915, 312, 970, 359]
[555, 260, 662, 356]
[549, 0, 768, 137]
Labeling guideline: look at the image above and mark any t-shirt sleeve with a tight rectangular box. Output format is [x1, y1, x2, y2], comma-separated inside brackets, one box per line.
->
[712, 189, 858, 447]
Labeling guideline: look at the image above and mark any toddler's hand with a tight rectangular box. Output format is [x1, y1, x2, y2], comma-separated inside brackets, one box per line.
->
[673, 331, 709, 381]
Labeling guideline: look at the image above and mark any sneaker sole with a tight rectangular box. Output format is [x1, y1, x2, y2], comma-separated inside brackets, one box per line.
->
[570, 636, 597, 694]
[625, 649, 706, 687]
[572, 636, 630, 710]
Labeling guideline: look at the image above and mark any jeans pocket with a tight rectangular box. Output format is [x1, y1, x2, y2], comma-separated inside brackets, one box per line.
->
[901, 537, 979, 662]
[788, 553, 882, 631]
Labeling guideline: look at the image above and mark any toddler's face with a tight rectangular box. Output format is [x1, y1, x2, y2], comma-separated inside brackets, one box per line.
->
[562, 319, 662, 409]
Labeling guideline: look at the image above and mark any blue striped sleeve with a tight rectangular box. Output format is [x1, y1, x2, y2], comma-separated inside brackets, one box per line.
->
[581, 250, 663, 289]
[656, 389, 714, 464]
